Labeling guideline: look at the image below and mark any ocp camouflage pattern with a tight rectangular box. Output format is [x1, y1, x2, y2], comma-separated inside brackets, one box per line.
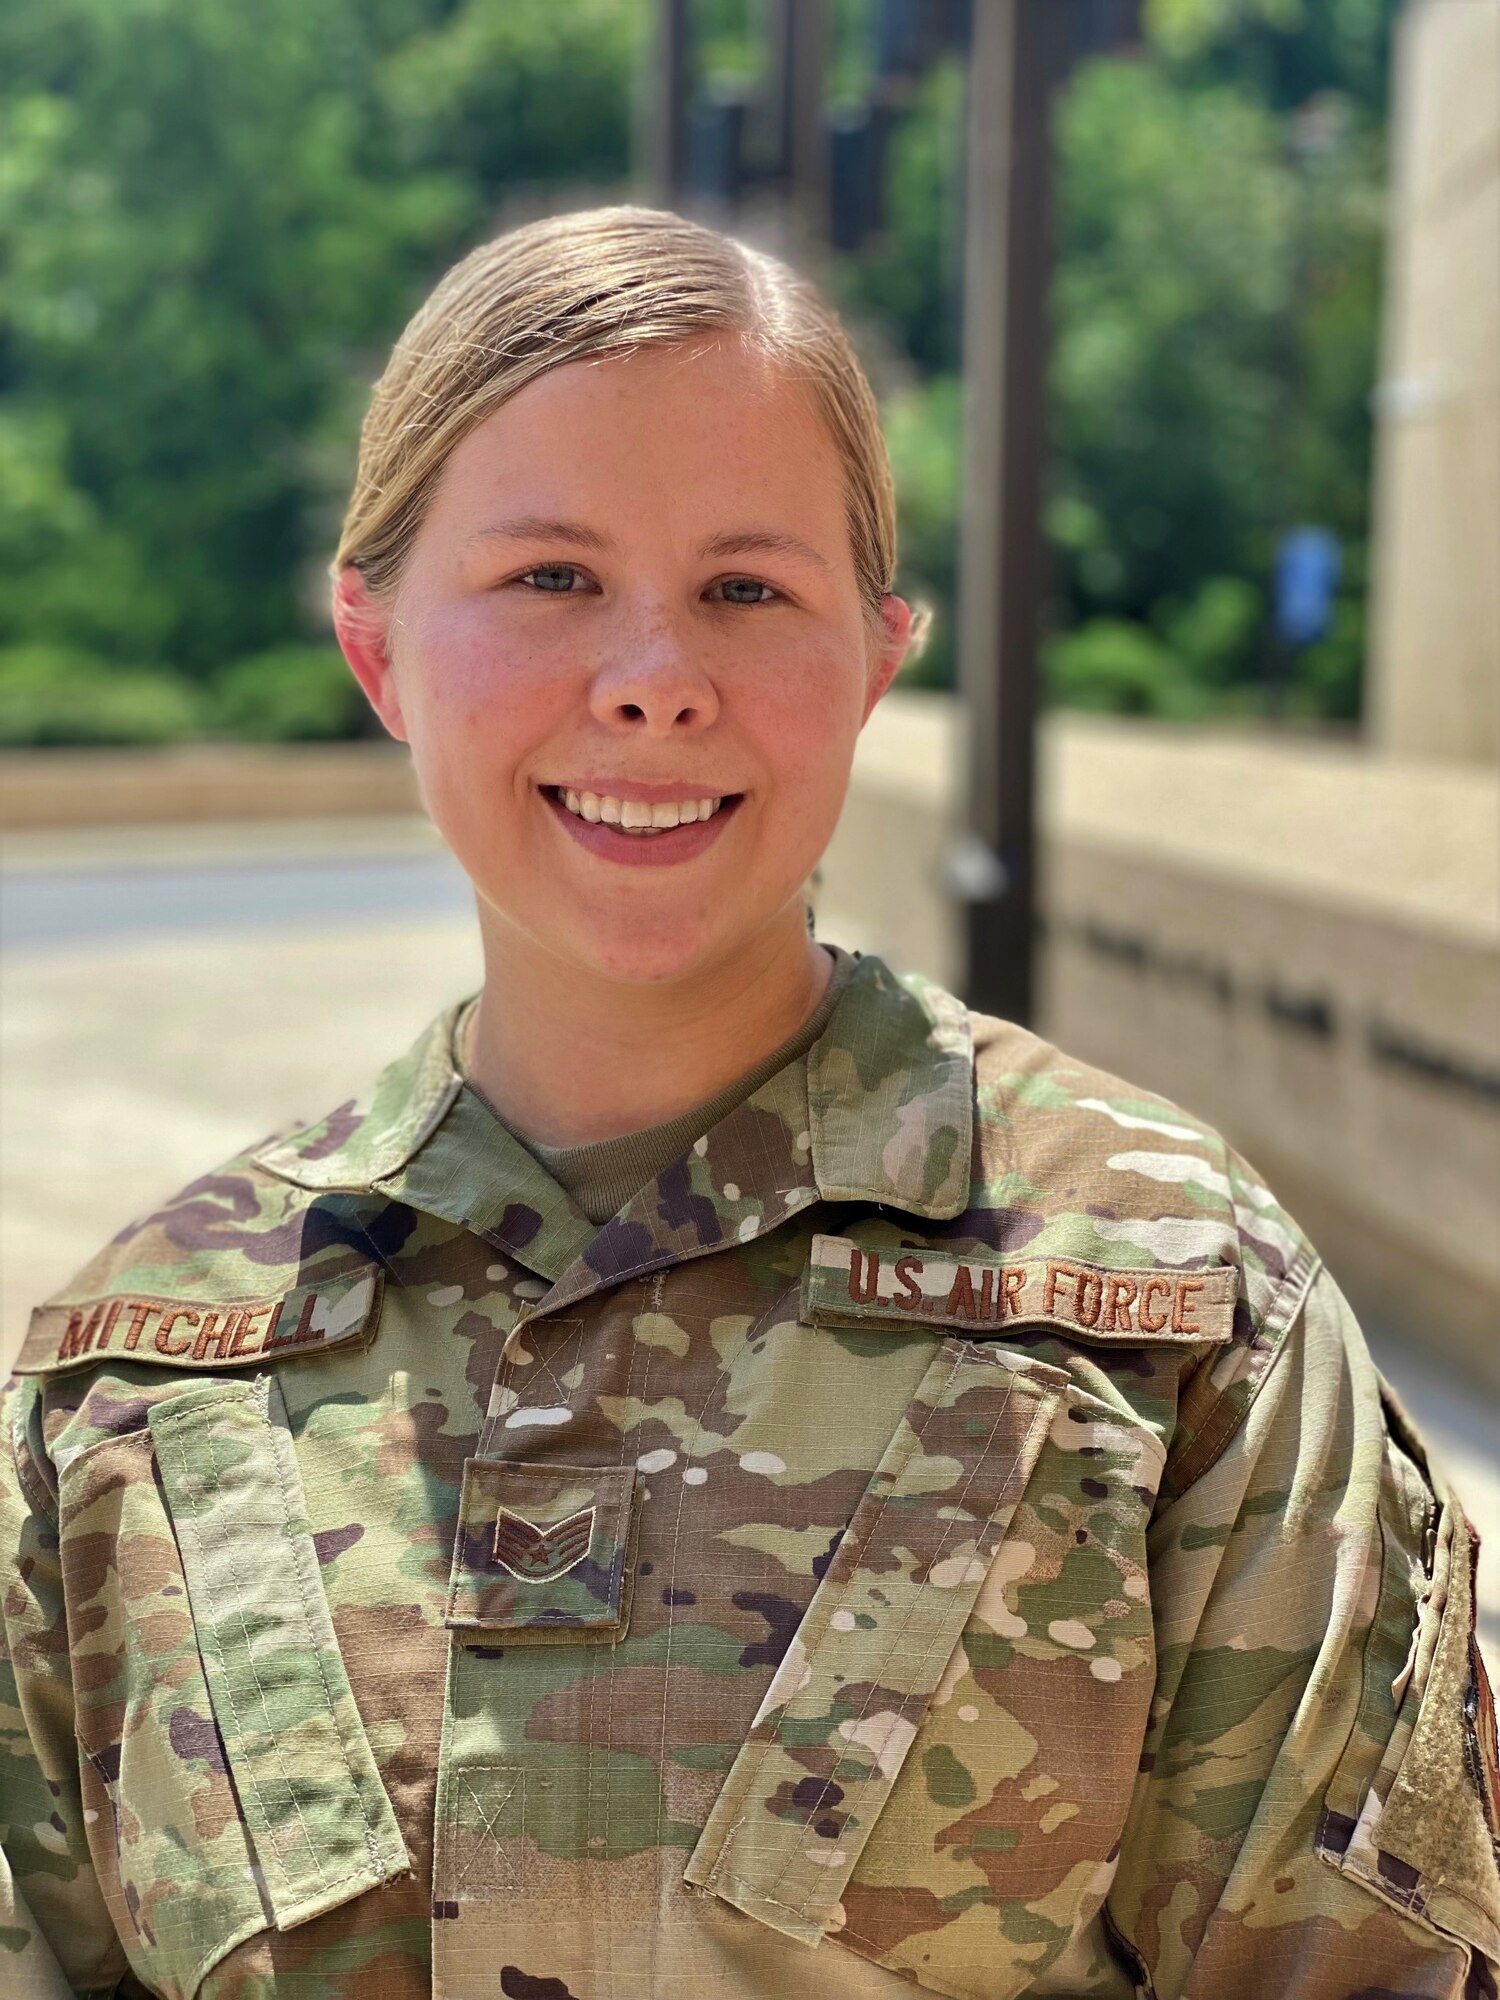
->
[2, 951, 1497, 1998]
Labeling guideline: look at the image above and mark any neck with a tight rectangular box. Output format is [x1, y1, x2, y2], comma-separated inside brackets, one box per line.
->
[465, 906, 832, 1148]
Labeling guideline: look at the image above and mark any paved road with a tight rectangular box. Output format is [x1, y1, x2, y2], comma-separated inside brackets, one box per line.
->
[2, 820, 1494, 1665]
[1, 848, 472, 947]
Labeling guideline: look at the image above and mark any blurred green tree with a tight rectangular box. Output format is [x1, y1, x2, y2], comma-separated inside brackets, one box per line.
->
[0, 0, 643, 738]
[841, 0, 1390, 716]
[0, 0, 1394, 734]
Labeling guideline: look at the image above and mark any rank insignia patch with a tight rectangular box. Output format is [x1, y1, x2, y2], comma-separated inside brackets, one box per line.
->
[492, 1504, 596, 1583]
[446, 1461, 638, 1641]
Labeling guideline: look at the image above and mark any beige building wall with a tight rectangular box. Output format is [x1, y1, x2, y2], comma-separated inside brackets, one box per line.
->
[1367, 0, 1500, 762]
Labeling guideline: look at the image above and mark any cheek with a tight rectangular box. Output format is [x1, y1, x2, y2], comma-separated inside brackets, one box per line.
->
[400, 605, 570, 770]
[745, 644, 864, 807]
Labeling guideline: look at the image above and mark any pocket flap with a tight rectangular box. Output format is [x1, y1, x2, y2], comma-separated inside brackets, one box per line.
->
[445, 1461, 638, 1641]
[148, 1378, 409, 1931]
[684, 1343, 1062, 1944]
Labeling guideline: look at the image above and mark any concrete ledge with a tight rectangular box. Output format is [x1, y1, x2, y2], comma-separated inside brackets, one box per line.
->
[0, 743, 419, 829]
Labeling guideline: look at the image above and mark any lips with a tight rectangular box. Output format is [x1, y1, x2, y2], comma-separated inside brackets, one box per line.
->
[541, 784, 742, 867]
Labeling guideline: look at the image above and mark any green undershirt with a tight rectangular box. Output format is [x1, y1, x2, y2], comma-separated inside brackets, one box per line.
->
[458, 947, 854, 1225]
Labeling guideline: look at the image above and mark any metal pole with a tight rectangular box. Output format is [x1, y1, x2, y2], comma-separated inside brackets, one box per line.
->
[768, 0, 829, 233]
[952, 0, 1068, 1025]
[652, 0, 693, 202]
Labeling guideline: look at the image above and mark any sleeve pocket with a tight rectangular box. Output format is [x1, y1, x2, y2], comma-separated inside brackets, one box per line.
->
[1318, 1418, 1500, 1972]
[146, 1379, 409, 1934]
[683, 1340, 1064, 1946]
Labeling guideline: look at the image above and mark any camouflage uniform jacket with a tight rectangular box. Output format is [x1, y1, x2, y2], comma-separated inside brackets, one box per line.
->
[2, 954, 1497, 2000]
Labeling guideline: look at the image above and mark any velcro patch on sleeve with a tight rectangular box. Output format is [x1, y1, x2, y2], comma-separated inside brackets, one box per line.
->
[803, 1235, 1235, 1344]
[15, 1269, 383, 1376]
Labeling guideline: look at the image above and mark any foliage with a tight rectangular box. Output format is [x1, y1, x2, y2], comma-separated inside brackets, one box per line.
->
[210, 645, 371, 742]
[0, 645, 204, 746]
[883, 375, 963, 690]
[1043, 620, 1209, 718]
[842, 1, 1392, 715]
[0, 0, 1394, 737]
[0, 0, 643, 705]
[833, 57, 966, 377]
[1051, 54, 1382, 657]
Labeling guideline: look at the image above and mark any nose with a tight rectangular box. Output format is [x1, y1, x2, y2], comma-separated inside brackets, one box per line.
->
[588, 609, 720, 736]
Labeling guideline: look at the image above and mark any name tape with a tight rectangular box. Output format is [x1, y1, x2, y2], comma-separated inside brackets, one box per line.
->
[16, 1270, 383, 1376]
[803, 1236, 1235, 1344]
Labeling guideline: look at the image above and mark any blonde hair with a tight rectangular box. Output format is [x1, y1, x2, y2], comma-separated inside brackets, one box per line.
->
[334, 204, 922, 643]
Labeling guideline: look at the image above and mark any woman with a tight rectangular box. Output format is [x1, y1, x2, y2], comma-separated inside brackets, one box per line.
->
[2, 207, 1495, 2000]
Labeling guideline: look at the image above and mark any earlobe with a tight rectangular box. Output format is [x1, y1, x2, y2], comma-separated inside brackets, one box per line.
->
[331, 566, 409, 743]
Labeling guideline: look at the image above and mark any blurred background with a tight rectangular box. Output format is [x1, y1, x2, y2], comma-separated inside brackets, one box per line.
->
[0, 0, 1495, 1657]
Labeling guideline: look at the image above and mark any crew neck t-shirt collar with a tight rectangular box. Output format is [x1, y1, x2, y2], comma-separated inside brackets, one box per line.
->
[454, 947, 857, 1226]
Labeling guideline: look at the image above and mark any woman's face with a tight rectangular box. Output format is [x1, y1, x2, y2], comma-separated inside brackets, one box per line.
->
[335, 334, 910, 986]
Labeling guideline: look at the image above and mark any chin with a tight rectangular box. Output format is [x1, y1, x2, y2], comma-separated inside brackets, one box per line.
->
[563, 920, 730, 989]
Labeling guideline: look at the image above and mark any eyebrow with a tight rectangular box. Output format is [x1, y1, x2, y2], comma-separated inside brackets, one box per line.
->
[699, 528, 831, 572]
[462, 515, 612, 555]
[463, 517, 831, 572]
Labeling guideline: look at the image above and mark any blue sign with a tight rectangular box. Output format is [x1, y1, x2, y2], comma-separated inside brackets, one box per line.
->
[1274, 527, 1341, 647]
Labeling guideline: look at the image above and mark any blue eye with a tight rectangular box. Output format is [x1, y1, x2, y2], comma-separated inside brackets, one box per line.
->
[524, 565, 580, 593]
[718, 577, 774, 605]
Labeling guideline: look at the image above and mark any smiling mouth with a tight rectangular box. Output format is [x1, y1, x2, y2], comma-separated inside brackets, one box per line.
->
[543, 786, 739, 835]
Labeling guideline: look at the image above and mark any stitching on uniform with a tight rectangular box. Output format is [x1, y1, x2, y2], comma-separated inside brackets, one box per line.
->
[605, 1275, 652, 1981]
[10, 1388, 58, 1523]
[1163, 1245, 1322, 1500]
[260, 1392, 386, 1883]
[504, 1315, 586, 1419]
[155, 1401, 320, 1897]
[454, 1769, 521, 1888]
[777, 1353, 1030, 1921]
[654, 1283, 798, 1875]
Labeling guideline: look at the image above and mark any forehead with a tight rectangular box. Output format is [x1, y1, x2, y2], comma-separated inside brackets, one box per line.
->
[429, 335, 848, 531]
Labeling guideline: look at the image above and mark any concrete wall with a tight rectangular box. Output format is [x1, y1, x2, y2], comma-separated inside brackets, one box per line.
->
[1367, 0, 1500, 762]
[0, 743, 420, 828]
[818, 695, 1500, 1384]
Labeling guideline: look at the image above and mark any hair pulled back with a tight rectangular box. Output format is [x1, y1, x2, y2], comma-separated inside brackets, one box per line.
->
[335, 205, 910, 636]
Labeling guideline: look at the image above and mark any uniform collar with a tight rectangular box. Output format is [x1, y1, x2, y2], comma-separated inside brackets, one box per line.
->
[253, 952, 973, 1282]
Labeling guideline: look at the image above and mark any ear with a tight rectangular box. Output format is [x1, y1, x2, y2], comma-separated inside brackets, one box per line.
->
[861, 593, 913, 724]
[331, 565, 409, 742]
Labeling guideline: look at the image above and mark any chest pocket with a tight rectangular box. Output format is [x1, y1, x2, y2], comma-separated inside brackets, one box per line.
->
[57, 1375, 407, 2000]
[685, 1334, 1168, 1999]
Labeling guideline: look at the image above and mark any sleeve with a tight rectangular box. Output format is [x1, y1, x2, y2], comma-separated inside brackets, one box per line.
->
[0, 1377, 127, 1997]
[1105, 1264, 1500, 2000]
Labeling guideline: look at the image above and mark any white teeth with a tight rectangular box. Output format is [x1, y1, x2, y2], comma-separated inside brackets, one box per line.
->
[555, 789, 725, 832]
